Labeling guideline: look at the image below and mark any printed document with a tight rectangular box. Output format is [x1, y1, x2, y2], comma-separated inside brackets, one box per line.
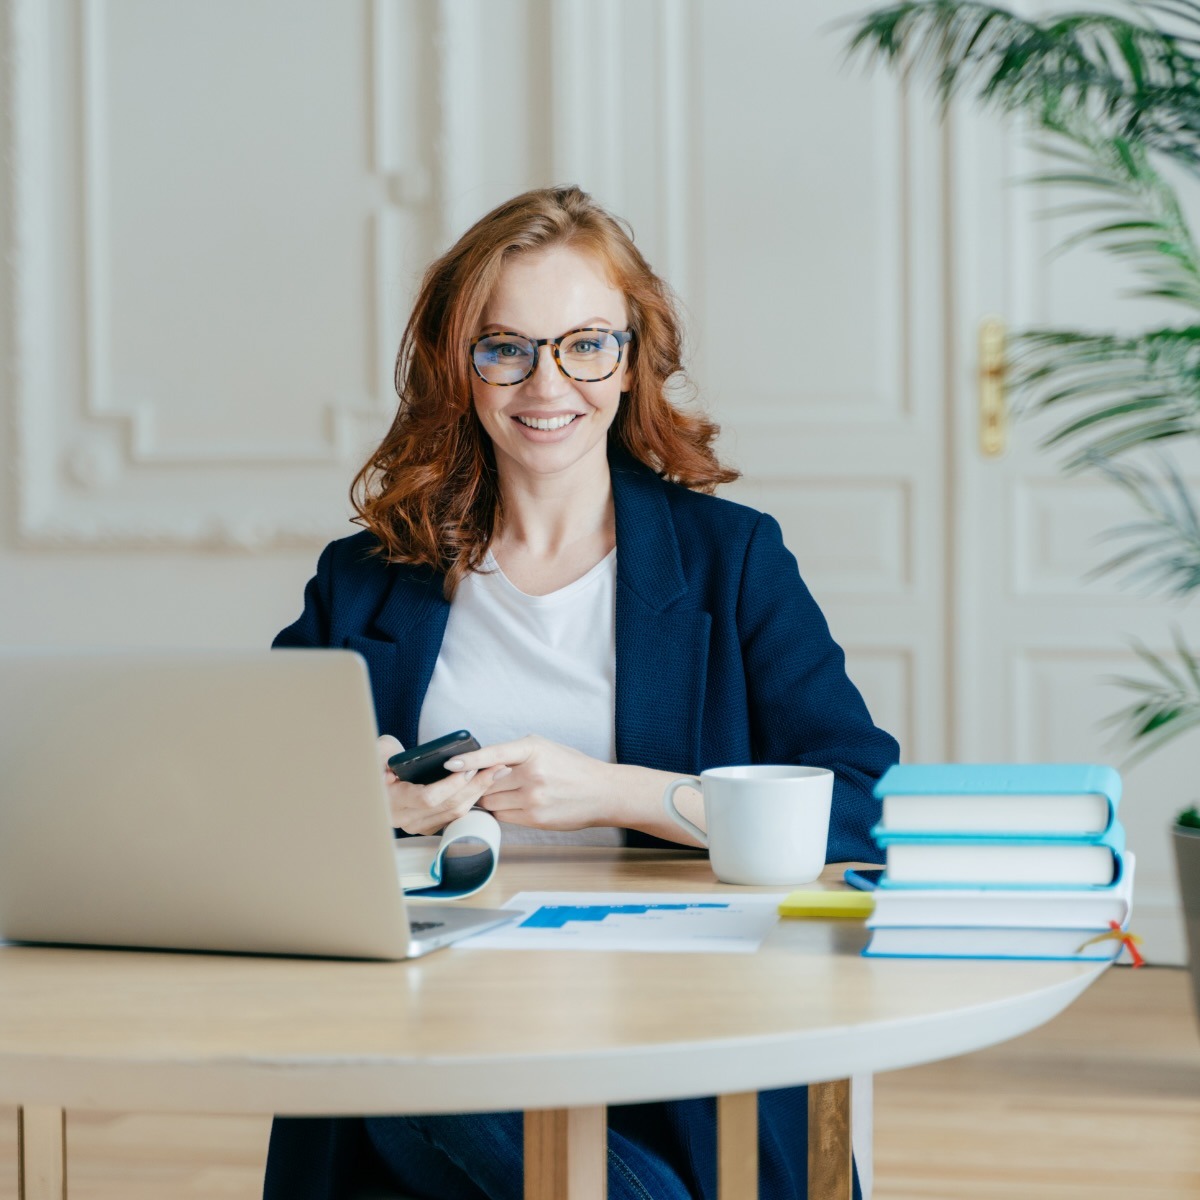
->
[455, 891, 786, 953]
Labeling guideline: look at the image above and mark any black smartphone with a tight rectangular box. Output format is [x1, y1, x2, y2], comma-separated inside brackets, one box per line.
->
[387, 730, 481, 786]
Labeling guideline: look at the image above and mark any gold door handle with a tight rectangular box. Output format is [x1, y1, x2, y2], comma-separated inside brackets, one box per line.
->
[979, 317, 1007, 457]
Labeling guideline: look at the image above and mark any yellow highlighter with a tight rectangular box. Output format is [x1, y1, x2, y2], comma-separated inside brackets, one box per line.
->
[778, 890, 875, 919]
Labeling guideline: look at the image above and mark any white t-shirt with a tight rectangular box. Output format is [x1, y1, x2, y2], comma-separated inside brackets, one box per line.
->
[417, 549, 623, 845]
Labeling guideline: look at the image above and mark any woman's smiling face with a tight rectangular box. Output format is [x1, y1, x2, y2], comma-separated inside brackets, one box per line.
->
[470, 244, 630, 485]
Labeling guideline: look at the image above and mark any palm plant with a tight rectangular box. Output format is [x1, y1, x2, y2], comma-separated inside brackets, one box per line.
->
[848, 0, 1200, 765]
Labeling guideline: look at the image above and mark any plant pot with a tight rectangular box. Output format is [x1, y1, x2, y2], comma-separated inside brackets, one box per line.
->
[1173, 823, 1200, 1030]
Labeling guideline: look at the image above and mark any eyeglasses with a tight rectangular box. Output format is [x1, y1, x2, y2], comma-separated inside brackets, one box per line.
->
[469, 327, 633, 386]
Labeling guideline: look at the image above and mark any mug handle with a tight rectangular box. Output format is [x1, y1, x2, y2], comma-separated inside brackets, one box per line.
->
[662, 777, 707, 846]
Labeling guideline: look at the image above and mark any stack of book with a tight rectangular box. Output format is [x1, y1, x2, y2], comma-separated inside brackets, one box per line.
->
[862, 764, 1134, 961]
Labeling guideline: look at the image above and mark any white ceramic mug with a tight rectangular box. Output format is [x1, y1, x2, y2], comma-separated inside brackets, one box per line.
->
[662, 765, 834, 886]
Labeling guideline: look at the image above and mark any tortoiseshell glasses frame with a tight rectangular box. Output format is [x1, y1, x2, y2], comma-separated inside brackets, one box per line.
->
[469, 327, 634, 386]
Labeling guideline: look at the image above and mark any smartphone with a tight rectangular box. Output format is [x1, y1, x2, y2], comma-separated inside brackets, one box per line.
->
[387, 730, 480, 786]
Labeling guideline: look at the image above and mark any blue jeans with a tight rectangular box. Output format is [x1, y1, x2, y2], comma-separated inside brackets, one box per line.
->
[364, 1110, 694, 1200]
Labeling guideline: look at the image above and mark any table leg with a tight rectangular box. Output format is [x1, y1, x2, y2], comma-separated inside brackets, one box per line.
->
[17, 1107, 66, 1200]
[717, 1091, 757, 1200]
[808, 1079, 852, 1200]
[524, 1106, 606, 1200]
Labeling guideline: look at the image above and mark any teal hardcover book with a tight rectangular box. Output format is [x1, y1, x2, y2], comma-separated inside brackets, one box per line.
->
[872, 763, 1121, 840]
[873, 821, 1127, 889]
[861, 925, 1127, 961]
[866, 851, 1136, 925]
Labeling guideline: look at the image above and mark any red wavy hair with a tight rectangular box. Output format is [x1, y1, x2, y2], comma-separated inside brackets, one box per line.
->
[351, 185, 738, 597]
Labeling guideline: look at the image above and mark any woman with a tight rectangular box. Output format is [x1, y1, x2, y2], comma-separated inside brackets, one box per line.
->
[265, 185, 898, 1200]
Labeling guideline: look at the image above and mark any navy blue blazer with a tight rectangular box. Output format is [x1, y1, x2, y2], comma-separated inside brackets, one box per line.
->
[274, 451, 897, 860]
[264, 451, 896, 1200]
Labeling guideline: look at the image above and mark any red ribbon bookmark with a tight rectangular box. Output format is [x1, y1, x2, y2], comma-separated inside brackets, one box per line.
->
[1076, 921, 1144, 967]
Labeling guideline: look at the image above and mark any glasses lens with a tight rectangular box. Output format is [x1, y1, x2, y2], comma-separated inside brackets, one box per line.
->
[558, 330, 621, 382]
[473, 333, 536, 384]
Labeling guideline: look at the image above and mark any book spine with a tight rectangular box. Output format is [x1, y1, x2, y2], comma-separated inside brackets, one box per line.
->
[872, 763, 1122, 807]
[861, 946, 1119, 961]
[872, 825, 1115, 846]
[872, 819, 1126, 851]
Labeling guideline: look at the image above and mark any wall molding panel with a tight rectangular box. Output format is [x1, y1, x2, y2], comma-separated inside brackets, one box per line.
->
[433, 0, 481, 248]
[550, 0, 625, 211]
[654, 0, 688, 299]
[725, 476, 914, 598]
[701, 67, 918, 428]
[841, 646, 916, 762]
[1012, 472, 1200, 599]
[11, 0, 405, 548]
[78, 2, 393, 465]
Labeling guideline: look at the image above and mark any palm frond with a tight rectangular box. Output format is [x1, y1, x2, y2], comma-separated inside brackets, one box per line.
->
[845, 1, 1200, 171]
[1026, 110, 1200, 309]
[1104, 631, 1200, 763]
[1008, 326, 1200, 464]
[1086, 453, 1200, 596]
[850, 6, 1200, 310]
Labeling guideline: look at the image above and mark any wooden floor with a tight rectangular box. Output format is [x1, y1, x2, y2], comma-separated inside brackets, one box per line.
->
[873, 966, 1200, 1200]
[0, 966, 1193, 1198]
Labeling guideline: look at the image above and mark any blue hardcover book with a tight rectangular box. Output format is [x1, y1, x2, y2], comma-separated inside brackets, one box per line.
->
[867, 852, 1135, 926]
[861, 924, 1128, 961]
[873, 821, 1126, 889]
[872, 763, 1121, 840]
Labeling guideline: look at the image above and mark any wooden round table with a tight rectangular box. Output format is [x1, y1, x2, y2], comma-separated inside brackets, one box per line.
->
[0, 848, 1107, 1200]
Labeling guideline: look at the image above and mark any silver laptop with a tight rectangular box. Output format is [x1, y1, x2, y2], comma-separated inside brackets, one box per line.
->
[0, 649, 516, 959]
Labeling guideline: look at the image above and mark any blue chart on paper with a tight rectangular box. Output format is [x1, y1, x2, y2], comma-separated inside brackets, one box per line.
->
[458, 892, 787, 952]
[520, 902, 730, 929]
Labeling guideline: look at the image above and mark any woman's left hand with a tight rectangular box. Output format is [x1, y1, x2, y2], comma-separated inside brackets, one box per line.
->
[443, 735, 616, 831]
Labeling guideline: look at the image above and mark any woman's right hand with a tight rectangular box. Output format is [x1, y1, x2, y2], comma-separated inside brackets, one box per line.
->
[375, 735, 510, 835]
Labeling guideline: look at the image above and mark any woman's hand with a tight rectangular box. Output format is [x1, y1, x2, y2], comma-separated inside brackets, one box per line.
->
[375, 735, 510, 836]
[443, 735, 616, 831]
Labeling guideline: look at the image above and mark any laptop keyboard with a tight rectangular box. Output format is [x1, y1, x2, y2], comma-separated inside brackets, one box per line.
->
[409, 919, 446, 934]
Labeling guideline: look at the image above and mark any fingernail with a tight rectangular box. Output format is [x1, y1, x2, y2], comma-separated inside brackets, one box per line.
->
[494, 766, 512, 779]
[445, 758, 464, 770]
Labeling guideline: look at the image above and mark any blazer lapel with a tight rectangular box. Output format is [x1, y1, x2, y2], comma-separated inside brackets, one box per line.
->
[346, 566, 449, 749]
[611, 455, 711, 774]
[345, 453, 711, 769]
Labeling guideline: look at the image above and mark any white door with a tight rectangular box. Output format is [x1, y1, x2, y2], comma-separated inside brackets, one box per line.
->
[952, 99, 1195, 963]
[686, 0, 1190, 962]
